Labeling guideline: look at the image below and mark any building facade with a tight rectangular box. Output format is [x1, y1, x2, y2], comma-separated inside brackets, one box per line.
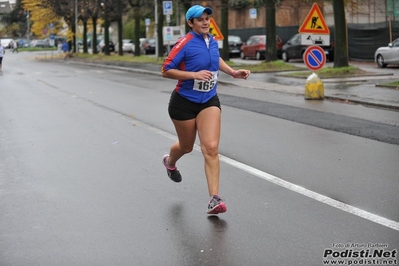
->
[199, 0, 397, 29]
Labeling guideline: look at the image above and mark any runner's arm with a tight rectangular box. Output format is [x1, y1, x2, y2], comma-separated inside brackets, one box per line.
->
[162, 68, 213, 81]
[219, 57, 251, 79]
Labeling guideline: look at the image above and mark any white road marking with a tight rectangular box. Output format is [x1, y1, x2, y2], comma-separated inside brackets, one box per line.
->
[139, 121, 399, 232]
[219, 154, 399, 232]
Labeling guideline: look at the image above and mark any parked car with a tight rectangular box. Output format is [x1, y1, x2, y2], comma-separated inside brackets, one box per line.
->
[140, 38, 156, 55]
[115, 39, 134, 53]
[240, 35, 283, 60]
[30, 39, 50, 48]
[228, 35, 243, 57]
[281, 33, 334, 62]
[374, 38, 399, 68]
[16, 39, 29, 48]
[97, 40, 115, 53]
[1, 38, 14, 48]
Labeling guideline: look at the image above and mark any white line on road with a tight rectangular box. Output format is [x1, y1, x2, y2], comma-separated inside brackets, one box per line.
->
[142, 121, 399, 232]
[219, 155, 399, 232]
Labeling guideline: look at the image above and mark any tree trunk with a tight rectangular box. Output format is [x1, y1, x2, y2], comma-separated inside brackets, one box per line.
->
[157, 0, 164, 57]
[83, 20, 88, 53]
[333, 0, 349, 67]
[179, 0, 191, 34]
[220, 0, 229, 61]
[104, 16, 110, 55]
[265, 0, 277, 62]
[116, 0, 123, 56]
[92, 16, 98, 54]
[134, 7, 141, 56]
[117, 15, 123, 56]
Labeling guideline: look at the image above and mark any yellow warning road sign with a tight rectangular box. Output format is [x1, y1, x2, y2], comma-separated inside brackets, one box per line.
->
[209, 18, 224, 40]
[299, 3, 330, 34]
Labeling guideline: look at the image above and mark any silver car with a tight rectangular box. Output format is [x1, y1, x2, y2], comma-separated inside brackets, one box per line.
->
[374, 38, 399, 68]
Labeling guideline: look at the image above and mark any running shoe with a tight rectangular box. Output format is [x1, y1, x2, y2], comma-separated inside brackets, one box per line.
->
[207, 194, 227, 214]
[162, 154, 182, 183]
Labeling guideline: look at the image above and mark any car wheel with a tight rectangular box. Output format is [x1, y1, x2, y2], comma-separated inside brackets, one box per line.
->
[376, 54, 387, 68]
[240, 51, 246, 59]
[256, 51, 261, 60]
[282, 51, 289, 62]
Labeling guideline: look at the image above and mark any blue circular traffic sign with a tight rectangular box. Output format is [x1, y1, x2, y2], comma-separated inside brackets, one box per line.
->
[303, 45, 326, 71]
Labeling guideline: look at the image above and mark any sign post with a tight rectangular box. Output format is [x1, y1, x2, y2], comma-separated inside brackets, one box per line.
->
[299, 3, 329, 100]
[163, 1, 172, 15]
[299, 3, 330, 47]
[163, 1, 173, 55]
[209, 18, 224, 40]
[249, 8, 257, 27]
[303, 45, 326, 71]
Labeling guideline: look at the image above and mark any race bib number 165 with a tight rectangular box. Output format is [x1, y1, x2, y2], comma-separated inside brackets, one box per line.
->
[193, 71, 218, 92]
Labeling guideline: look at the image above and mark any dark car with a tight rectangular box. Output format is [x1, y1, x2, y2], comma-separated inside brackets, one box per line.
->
[228, 35, 243, 57]
[98, 40, 115, 53]
[140, 38, 156, 55]
[240, 35, 283, 60]
[281, 33, 334, 62]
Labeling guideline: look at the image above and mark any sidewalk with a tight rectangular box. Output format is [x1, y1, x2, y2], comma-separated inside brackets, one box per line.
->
[67, 59, 399, 111]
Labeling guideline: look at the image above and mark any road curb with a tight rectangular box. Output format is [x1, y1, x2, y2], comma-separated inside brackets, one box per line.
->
[64, 59, 399, 111]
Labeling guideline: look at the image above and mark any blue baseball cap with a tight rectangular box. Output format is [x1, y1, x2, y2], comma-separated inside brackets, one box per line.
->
[186, 5, 212, 21]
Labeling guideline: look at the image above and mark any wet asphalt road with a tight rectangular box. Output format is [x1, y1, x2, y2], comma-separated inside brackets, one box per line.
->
[1, 52, 398, 266]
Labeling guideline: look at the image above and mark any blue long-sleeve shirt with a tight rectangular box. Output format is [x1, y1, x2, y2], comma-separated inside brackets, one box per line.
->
[162, 31, 220, 103]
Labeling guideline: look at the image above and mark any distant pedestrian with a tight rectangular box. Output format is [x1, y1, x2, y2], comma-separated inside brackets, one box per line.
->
[12, 41, 18, 53]
[0, 42, 5, 70]
[62, 40, 69, 60]
[57, 40, 62, 54]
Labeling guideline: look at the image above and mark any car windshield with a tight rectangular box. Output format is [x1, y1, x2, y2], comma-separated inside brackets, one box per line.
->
[229, 36, 241, 42]
[261, 36, 281, 42]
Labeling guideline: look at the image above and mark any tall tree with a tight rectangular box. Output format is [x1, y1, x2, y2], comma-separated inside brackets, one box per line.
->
[220, 0, 229, 61]
[2, 0, 27, 38]
[79, 0, 91, 53]
[157, 0, 164, 57]
[178, 0, 191, 33]
[22, 0, 59, 38]
[332, 0, 348, 67]
[85, 0, 101, 54]
[115, 0, 124, 56]
[127, 0, 143, 56]
[49, 0, 78, 52]
[265, 0, 277, 62]
[99, 0, 112, 55]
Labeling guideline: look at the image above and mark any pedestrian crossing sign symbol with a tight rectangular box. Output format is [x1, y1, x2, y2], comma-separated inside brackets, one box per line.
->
[209, 18, 224, 40]
[299, 3, 330, 34]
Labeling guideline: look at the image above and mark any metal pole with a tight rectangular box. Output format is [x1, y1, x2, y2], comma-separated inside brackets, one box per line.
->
[75, 0, 78, 54]
[27, 11, 30, 45]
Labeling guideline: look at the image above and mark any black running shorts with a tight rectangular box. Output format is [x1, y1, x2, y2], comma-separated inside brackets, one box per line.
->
[168, 90, 221, 121]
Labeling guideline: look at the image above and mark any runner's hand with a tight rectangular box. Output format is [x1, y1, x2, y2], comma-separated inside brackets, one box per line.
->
[236, 69, 251, 80]
[195, 70, 213, 81]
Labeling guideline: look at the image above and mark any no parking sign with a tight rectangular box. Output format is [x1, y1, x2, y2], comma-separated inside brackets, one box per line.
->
[303, 45, 326, 71]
